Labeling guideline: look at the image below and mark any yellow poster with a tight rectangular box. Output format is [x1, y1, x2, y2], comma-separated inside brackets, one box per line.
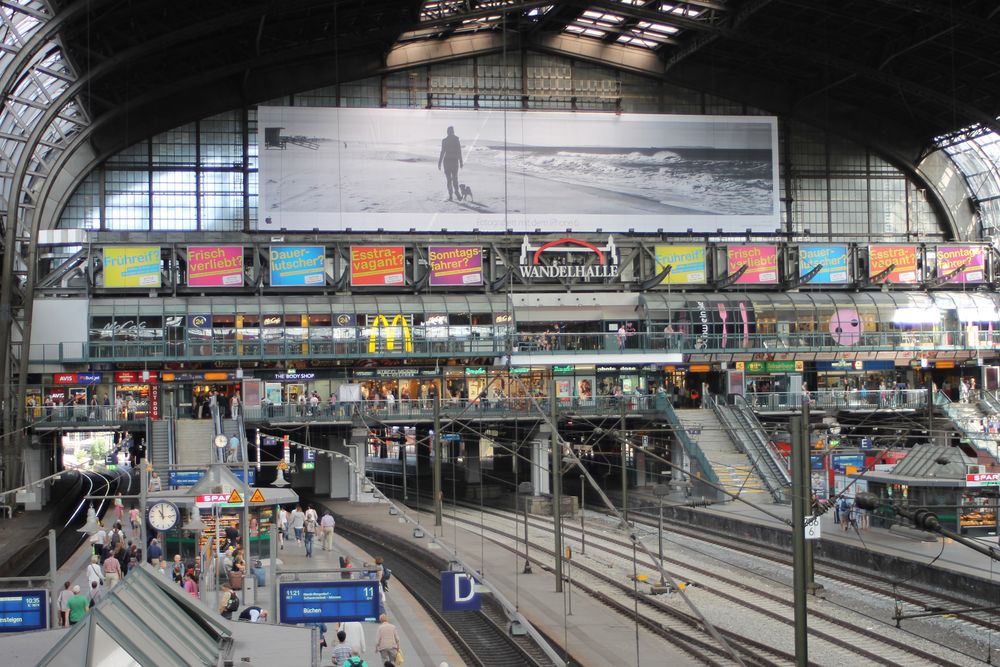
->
[104, 246, 161, 288]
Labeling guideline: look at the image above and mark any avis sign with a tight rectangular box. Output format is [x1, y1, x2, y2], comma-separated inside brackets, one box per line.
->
[518, 236, 619, 282]
[966, 473, 1000, 487]
[440, 571, 480, 612]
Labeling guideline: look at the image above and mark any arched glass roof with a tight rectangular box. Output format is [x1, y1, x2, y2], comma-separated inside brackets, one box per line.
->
[935, 124, 1000, 240]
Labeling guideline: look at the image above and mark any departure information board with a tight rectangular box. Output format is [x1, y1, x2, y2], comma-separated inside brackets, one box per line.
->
[279, 580, 380, 624]
[0, 590, 47, 632]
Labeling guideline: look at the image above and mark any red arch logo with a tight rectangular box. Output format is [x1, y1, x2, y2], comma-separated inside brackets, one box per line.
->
[532, 238, 605, 265]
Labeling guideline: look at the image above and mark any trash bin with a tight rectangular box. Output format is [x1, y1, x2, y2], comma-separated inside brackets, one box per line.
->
[228, 570, 244, 589]
[251, 562, 265, 587]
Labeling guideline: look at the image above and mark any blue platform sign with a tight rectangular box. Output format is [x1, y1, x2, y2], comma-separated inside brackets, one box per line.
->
[441, 571, 480, 612]
[799, 244, 849, 284]
[0, 590, 47, 632]
[169, 468, 255, 487]
[280, 580, 381, 624]
[442, 433, 461, 442]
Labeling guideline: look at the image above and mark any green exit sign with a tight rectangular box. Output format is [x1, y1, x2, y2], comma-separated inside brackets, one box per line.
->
[302, 462, 315, 471]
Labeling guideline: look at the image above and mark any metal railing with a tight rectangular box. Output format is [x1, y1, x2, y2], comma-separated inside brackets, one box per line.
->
[710, 395, 789, 503]
[746, 389, 929, 412]
[21, 326, 1000, 363]
[653, 393, 722, 493]
[936, 391, 1000, 461]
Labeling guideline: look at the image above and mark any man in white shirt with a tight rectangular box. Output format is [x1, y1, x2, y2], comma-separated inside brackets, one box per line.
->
[338, 620, 366, 655]
[320, 511, 336, 551]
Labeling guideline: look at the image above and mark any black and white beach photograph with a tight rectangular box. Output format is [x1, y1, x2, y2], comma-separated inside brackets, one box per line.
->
[258, 107, 780, 233]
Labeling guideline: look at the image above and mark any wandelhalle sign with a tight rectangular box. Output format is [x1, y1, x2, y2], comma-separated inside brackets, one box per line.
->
[517, 236, 619, 282]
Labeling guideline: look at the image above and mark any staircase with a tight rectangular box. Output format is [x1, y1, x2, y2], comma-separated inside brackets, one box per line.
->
[173, 419, 216, 466]
[148, 418, 174, 467]
[939, 396, 1000, 468]
[674, 408, 771, 501]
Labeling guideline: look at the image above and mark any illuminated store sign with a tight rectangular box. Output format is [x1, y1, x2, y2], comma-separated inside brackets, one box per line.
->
[367, 315, 413, 353]
[518, 236, 619, 281]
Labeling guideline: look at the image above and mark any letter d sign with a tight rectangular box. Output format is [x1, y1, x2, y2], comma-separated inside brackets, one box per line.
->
[441, 571, 480, 612]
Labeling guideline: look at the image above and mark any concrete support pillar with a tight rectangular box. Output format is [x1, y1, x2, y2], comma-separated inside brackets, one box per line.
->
[531, 439, 549, 496]
[465, 439, 481, 484]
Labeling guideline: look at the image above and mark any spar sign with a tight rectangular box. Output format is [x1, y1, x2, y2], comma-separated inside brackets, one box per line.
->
[966, 473, 1000, 487]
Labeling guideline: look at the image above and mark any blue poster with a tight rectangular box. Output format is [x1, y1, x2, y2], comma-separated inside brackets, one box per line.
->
[0, 590, 47, 632]
[799, 244, 849, 284]
[269, 246, 325, 286]
[280, 580, 381, 624]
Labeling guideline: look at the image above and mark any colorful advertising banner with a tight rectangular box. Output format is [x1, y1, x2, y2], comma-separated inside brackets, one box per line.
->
[187, 246, 244, 287]
[727, 245, 778, 284]
[103, 246, 161, 288]
[799, 244, 849, 284]
[937, 245, 985, 284]
[258, 107, 780, 234]
[654, 245, 707, 285]
[428, 246, 482, 286]
[269, 246, 325, 286]
[869, 245, 918, 283]
[351, 246, 405, 286]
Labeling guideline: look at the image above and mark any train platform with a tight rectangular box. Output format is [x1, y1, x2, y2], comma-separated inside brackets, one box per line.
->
[326, 499, 703, 667]
[658, 491, 1000, 581]
[50, 517, 464, 667]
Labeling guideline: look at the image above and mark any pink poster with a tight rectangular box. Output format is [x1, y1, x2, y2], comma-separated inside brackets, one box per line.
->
[727, 245, 778, 284]
[937, 245, 985, 284]
[187, 246, 244, 287]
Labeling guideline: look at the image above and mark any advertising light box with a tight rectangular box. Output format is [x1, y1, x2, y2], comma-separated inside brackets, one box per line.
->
[103, 247, 161, 288]
[187, 246, 244, 287]
[351, 246, 405, 286]
[428, 246, 482, 286]
[270, 246, 325, 286]
[0, 590, 47, 632]
[936, 245, 985, 284]
[280, 580, 381, 624]
[799, 244, 849, 284]
[654, 245, 706, 285]
[869, 245, 918, 283]
[727, 245, 778, 284]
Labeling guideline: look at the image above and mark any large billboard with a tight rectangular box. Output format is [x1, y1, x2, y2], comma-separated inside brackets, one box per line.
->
[429, 246, 482, 286]
[654, 245, 707, 285]
[351, 246, 405, 286]
[936, 245, 985, 284]
[869, 245, 918, 283]
[258, 107, 780, 234]
[799, 244, 849, 284]
[269, 246, 325, 286]
[103, 247, 161, 288]
[727, 245, 778, 284]
[187, 246, 243, 287]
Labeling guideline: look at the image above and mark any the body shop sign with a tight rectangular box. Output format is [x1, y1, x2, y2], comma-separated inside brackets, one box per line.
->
[518, 236, 619, 282]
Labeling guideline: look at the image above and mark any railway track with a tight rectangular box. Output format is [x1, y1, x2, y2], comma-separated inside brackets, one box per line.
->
[419, 500, 974, 666]
[310, 498, 562, 667]
[624, 499, 1000, 637]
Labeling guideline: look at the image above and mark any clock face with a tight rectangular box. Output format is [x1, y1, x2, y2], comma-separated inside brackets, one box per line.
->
[148, 502, 179, 531]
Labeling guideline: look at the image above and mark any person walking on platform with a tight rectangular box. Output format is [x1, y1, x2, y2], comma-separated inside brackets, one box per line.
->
[103, 550, 122, 589]
[57, 581, 72, 626]
[303, 511, 318, 558]
[290, 505, 306, 545]
[320, 510, 336, 551]
[86, 554, 104, 590]
[66, 585, 88, 625]
[338, 620, 366, 655]
[341, 648, 368, 667]
[375, 614, 401, 666]
[331, 630, 353, 665]
[278, 507, 288, 549]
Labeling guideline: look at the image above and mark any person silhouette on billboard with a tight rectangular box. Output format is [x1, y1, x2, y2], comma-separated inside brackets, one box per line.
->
[438, 126, 463, 201]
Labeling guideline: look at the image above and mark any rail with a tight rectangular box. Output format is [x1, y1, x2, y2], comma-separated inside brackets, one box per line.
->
[746, 389, 929, 412]
[654, 394, 722, 494]
[21, 326, 1000, 363]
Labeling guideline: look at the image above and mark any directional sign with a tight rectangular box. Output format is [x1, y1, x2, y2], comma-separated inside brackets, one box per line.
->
[248, 488, 266, 504]
[441, 571, 480, 612]
[804, 516, 821, 540]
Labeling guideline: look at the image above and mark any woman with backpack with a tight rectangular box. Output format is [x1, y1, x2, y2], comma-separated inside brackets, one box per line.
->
[218, 583, 239, 618]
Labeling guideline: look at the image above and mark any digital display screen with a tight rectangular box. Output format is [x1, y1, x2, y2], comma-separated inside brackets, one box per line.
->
[280, 580, 380, 624]
[0, 590, 47, 632]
